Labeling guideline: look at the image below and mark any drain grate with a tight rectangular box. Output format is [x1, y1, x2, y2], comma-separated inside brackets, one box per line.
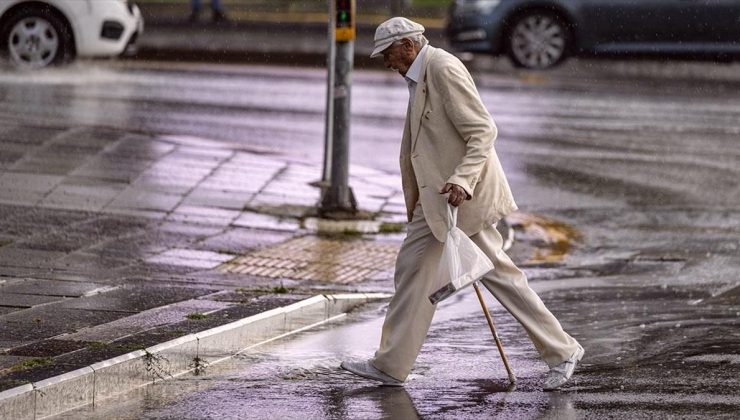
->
[217, 236, 400, 283]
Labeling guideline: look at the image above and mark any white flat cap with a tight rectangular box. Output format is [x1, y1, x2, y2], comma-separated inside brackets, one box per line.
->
[370, 17, 425, 58]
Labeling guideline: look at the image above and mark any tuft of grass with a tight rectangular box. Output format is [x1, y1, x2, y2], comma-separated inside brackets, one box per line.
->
[379, 222, 404, 234]
[272, 285, 289, 294]
[116, 343, 146, 351]
[86, 341, 109, 350]
[186, 312, 208, 321]
[318, 230, 362, 240]
[0, 379, 30, 389]
[86, 341, 143, 353]
[143, 349, 171, 381]
[190, 356, 209, 376]
[10, 358, 53, 372]
[270, 280, 290, 294]
[117, 343, 146, 352]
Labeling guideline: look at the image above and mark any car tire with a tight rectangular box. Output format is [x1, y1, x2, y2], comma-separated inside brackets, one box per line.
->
[0, 7, 74, 69]
[506, 12, 569, 70]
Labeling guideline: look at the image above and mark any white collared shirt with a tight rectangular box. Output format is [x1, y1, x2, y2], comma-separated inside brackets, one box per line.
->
[404, 44, 428, 107]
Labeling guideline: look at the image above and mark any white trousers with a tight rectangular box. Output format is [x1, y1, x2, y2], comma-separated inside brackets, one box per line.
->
[373, 205, 581, 381]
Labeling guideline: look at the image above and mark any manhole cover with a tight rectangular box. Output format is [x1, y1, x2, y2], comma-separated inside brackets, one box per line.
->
[217, 236, 400, 284]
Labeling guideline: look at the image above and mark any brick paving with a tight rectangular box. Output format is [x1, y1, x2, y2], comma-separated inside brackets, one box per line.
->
[219, 236, 400, 283]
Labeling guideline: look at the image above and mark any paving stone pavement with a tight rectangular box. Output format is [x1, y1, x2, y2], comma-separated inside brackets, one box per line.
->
[0, 125, 407, 392]
[0, 126, 407, 222]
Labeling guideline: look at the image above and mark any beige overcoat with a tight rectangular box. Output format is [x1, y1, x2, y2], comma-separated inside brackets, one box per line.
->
[400, 46, 518, 242]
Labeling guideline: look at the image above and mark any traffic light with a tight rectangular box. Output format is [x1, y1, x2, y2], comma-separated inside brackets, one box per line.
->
[335, 0, 355, 42]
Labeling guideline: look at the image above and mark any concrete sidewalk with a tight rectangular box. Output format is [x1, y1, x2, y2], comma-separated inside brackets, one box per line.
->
[0, 125, 409, 400]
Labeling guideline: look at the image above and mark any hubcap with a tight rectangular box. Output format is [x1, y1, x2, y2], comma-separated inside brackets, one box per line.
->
[8, 17, 59, 68]
[511, 15, 565, 69]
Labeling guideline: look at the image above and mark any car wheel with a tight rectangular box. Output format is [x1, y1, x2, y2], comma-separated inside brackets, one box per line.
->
[507, 12, 569, 69]
[1, 7, 74, 69]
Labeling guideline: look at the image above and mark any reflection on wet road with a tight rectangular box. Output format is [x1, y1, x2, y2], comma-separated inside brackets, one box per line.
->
[1, 60, 738, 195]
[60, 273, 739, 419]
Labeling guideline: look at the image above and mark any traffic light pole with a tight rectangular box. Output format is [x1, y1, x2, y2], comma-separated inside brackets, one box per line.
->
[321, 0, 335, 185]
[320, 0, 357, 217]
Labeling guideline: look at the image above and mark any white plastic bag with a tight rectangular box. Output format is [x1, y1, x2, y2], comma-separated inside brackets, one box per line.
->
[429, 204, 494, 304]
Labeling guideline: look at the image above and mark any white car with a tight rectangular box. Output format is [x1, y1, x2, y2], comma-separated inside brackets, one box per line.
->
[0, 0, 143, 69]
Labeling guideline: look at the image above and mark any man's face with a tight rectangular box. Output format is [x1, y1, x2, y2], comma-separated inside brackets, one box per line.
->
[382, 40, 416, 76]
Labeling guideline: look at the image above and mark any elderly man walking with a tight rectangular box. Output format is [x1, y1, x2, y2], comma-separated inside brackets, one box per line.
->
[340, 17, 584, 391]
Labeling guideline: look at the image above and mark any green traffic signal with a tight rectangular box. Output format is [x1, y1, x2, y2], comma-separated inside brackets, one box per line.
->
[335, 0, 354, 38]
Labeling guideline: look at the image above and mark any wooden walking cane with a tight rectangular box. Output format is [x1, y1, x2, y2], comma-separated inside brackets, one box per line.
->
[473, 282, 516, 383]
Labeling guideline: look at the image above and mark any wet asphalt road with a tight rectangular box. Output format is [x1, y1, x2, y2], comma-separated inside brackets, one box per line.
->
[1, 57, 739, 418]
[0, 58, 738, 207]
[59, 279, 739, 419]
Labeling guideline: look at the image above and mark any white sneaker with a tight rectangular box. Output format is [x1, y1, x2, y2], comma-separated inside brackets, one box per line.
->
[340, 360, 404, 387]
[543, 346, 584, 391]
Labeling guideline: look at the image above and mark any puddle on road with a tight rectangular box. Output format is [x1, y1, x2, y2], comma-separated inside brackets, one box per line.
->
[508, 213, 582, 265]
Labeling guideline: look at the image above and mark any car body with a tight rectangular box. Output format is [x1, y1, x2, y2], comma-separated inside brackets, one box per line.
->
[0, 0, 143, 69]
[447, 0, 740, 69]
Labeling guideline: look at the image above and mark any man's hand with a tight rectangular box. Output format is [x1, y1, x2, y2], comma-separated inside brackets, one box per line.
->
[440, 183, 468, 207]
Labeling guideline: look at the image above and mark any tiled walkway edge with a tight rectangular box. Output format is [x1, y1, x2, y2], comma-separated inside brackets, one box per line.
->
[0, 293, 390, 420]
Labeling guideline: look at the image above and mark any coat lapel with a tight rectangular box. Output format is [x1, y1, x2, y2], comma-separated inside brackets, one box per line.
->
[410, 46, 435, 151]
[400, 101, 411, 156]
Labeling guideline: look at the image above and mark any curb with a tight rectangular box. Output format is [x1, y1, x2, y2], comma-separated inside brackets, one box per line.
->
[0, 293, 391, 420]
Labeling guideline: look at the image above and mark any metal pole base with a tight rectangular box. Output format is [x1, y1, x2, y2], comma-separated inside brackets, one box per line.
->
[318, 186, 357, 219]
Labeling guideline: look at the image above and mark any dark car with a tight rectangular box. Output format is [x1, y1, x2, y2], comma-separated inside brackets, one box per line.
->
[446, 0, 740, 69]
